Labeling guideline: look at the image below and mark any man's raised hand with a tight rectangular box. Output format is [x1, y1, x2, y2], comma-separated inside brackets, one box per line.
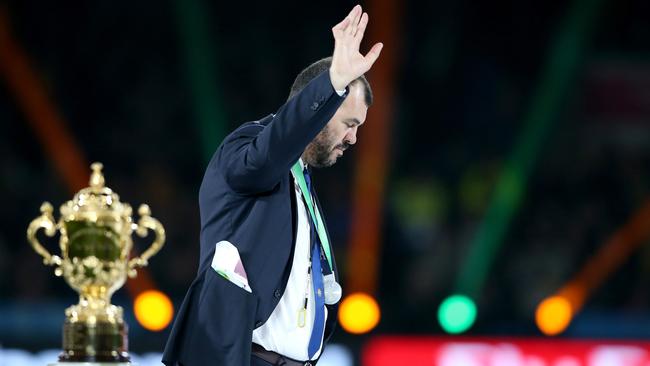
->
[329, 5, 383, 91]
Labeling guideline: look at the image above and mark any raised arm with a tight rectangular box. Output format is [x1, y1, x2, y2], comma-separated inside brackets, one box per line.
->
[220, 5, 383, 194]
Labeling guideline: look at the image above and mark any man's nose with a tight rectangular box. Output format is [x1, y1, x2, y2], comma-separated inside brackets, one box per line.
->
[345, 127, 358, 145]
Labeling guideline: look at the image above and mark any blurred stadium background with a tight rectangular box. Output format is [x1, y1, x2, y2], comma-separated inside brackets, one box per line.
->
[2, 0, 650, 365]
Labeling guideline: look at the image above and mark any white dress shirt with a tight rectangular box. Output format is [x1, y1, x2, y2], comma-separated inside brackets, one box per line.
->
[252, 160, 327, 361]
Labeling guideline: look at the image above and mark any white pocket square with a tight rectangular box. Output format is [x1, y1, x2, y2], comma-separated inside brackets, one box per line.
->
[211, 240, 252, 293]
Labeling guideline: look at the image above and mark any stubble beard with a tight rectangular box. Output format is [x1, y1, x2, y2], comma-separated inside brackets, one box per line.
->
[303, 126, 336, 168]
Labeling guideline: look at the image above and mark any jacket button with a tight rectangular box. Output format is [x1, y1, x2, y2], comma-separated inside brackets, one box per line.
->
[274, 289, 282, 298]
[310, 102, 319, 111]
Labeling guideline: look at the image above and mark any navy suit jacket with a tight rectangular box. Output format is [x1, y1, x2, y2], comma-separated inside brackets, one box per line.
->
[162, 70, 346, 366]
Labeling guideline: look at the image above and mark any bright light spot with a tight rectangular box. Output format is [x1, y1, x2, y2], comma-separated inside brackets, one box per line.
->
[536, 295, 572, 336]
[438, 294, 477, 334]
[338, 293, 380, 334]
[134, 290, 174, 331]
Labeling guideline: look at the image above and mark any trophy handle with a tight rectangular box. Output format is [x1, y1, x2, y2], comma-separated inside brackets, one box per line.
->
[26, 202, 63, 273]
[128, 204, 166, 277]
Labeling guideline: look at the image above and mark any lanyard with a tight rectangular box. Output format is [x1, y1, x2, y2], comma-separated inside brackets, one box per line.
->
[290, 161, 333, 270]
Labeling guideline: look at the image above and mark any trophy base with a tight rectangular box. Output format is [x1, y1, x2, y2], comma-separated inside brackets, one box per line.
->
[60, 319, 130, 363]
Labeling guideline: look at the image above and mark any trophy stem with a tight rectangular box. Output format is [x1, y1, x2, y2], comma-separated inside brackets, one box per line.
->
[79, 294, 111, 313]
[84, 285, 112, 302]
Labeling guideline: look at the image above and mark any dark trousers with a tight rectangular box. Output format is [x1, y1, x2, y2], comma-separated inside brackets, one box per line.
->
[175, 357, 273, 366]
[251, 354, 274, 366]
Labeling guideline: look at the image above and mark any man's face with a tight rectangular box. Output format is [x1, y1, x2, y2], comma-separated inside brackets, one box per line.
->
[303, 82, 368, 168]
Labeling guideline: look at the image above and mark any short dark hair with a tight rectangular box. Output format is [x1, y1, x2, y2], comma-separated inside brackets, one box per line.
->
[288, 57, 373, 106]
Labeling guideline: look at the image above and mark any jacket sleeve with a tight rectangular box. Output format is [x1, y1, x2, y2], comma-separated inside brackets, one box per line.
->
[218, 70, 346, 194]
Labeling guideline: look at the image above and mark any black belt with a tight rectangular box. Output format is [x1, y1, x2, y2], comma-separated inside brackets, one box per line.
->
[251, 344, 317, 366]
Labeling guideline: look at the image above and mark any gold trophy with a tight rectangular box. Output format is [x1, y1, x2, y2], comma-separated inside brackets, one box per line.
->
[26, 162, 165, 364]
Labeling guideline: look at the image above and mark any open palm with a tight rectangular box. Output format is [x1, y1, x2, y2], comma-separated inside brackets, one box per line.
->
[329, 5, 383, 91]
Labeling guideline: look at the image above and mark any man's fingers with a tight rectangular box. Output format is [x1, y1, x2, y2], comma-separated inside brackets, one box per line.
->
[348, 4, 361, 18]
[349, 6, 362, 35]
[332, 17, 350, 32]
[363, 42, 384, 68]
[333, 5, 359, 34]
[349, 4, 361, 21]
[354, 12, 368, 41]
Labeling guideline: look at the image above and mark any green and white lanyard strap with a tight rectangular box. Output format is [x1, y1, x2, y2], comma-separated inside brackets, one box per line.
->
[290, 161, 333, 271]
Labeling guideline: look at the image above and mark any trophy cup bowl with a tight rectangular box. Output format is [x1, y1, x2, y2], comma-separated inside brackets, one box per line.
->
[26, 162, 165, 363]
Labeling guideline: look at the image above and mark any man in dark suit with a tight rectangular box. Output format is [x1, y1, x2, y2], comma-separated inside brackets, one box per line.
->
[162, 5, 382, 365]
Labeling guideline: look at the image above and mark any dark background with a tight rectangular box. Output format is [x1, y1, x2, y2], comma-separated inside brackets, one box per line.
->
[2, 0, 650, 361]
